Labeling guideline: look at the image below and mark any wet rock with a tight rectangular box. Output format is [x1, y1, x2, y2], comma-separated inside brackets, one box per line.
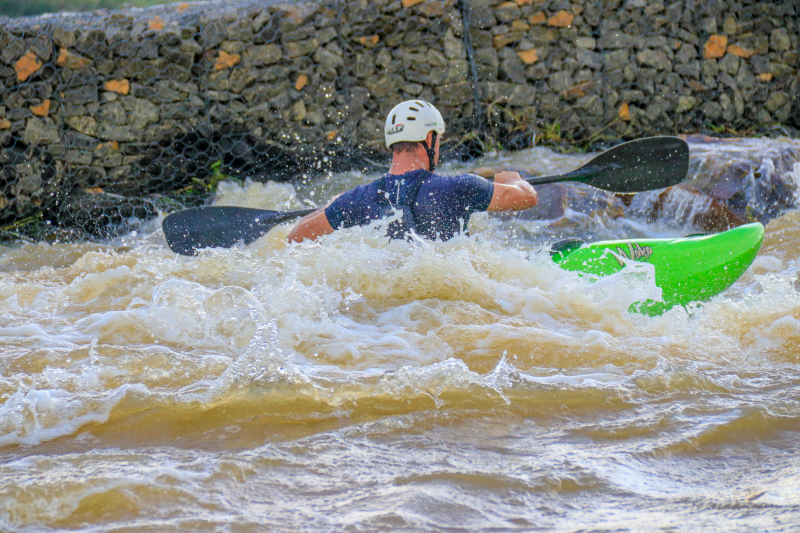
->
[629, 137, 800, 231]
[629, 186, 747, 233]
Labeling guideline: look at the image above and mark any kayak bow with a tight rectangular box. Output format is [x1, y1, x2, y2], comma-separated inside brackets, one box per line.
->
[551, 223, 764, 315]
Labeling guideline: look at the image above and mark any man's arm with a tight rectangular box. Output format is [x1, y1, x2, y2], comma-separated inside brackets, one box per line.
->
[487, 171, 538, 212]
[287, 209, 335, 243]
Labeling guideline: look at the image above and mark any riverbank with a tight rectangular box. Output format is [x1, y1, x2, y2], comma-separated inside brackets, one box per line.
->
[0, 0, 797, 240]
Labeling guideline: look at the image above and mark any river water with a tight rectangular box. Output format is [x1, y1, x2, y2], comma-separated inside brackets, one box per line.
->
[1, 141, 799, 532]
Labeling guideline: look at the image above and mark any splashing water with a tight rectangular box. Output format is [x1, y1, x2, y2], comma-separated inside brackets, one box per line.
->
[0, 144, 799, 532]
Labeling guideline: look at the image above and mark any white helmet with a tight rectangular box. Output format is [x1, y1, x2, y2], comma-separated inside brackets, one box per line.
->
[384, 100, 445, 149]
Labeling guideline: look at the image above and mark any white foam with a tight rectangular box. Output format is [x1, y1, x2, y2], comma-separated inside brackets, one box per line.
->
[0, 383, 147, 447]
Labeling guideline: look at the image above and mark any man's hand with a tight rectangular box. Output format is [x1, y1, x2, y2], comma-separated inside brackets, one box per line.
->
[493, 171, 523, 185]
[487, 171, 538, 212]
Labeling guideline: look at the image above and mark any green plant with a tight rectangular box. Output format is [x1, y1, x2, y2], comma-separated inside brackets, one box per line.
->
[0, 0, 178, 17]
[536, 122, 562, 144]
[173, 160, 234, 197]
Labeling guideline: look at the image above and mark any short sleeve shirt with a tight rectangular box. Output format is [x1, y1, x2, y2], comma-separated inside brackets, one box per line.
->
[325, 170, 494, 241]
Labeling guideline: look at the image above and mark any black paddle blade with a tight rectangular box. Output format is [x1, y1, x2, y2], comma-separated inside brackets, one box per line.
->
[527, 136, 690, 193]
[163, 206, 316, 255]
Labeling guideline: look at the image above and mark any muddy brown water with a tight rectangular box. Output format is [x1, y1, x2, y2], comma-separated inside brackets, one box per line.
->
[1, 143, 799, 531]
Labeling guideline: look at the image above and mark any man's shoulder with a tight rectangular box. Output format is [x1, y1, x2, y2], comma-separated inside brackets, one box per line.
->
[427, 172, 490, 193]
[428, 172, 485, 184]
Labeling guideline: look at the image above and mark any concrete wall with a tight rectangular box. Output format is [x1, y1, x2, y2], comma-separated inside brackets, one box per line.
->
[0, 0, 797, 235]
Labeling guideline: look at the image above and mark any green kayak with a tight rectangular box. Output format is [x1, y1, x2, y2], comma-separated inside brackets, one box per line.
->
[550, 222, 764, 315]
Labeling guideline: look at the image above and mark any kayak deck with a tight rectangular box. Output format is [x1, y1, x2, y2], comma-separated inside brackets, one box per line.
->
[550, 223, 764, 315]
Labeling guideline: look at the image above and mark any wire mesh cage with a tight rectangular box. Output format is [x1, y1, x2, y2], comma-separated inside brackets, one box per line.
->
[0, 0, 797, 241]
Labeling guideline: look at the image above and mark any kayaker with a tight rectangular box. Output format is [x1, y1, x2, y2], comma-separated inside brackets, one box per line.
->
[287, 100, 538, 243]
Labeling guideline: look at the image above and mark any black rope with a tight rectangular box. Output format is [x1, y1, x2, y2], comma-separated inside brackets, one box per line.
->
[459, 0, 483, 134]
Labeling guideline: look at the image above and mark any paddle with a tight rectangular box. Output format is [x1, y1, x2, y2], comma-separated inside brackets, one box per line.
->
[163, 136, 689, 255]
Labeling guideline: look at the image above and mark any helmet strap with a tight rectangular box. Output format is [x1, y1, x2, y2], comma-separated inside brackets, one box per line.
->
[425, 131, 438, 172]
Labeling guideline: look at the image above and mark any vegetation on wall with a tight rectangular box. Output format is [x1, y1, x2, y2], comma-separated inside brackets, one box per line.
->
[0, 0, 177, 18]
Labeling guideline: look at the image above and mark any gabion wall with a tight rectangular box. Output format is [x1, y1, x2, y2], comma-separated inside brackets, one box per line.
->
[0, 0, 798, 240]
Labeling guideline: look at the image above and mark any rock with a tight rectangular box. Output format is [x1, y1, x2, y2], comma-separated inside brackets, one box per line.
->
[75, 30, 108, 58]
[243, 43, 282, 65]
[598, 32, 641, 49]
[548, 70, 573, 93]
[675, 61, 700, 77]
[750, 55, 770, 74]
[98, 102, 126, 124]
[770, 28, 791, 52]
[0, 0, 795, 240]
[727, 45, 753, 59]
[701, 101, 722, 119]
[365, 73, 404, 98]
[354, 53, 376, 77]
[11, 161, 43, 196]
[481, 82, 536, 106]
[518, 48, 538, 64]
[672, 137, 800, 227]
[433, 82, 472, 106]
[201, 19, 227, 48]
[603, 49, 629, 71]
[63, 85, 100, 106]
[675, 95, 697, 113]
[52, 27, 77, 48]
[14, 51, 42, 82]
[469, 6, 496, 29]
[495, 3, 522, 23]
[637, 49, 670, 70]
[577, 48, 603, 69]
[290, 99, 306, 121]
[444, 29, 464, 59]
[285, 38, 317, 59]
[23, 118, 60, 144]
[718, 53, 739, 75]
[121, 97, 160, 128]
[28, 36, 53, 62]
[214, 50, 241, 70]
[104, 79, 130, 95]
[637, 186, 747, 232]
[548, 10, 574, 27]
[65, 116, 98, 136]
[401, 82, 424, 95]
[313, 47, 343, 68]
[676, 43, 697, 63]
[765, 91, 790, 113]
[317, 27, 337, 45]
[31, 99, 51, 117]
[703, 35, 727, 59]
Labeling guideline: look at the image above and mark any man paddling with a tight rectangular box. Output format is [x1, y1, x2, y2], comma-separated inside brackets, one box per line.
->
[287, 100, 538, 243]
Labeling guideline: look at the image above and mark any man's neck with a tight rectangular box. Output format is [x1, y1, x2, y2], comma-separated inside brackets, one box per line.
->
[388, 150, 430, 175]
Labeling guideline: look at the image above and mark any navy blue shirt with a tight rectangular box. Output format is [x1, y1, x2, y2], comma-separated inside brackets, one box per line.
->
[325, 170, 494, 241]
